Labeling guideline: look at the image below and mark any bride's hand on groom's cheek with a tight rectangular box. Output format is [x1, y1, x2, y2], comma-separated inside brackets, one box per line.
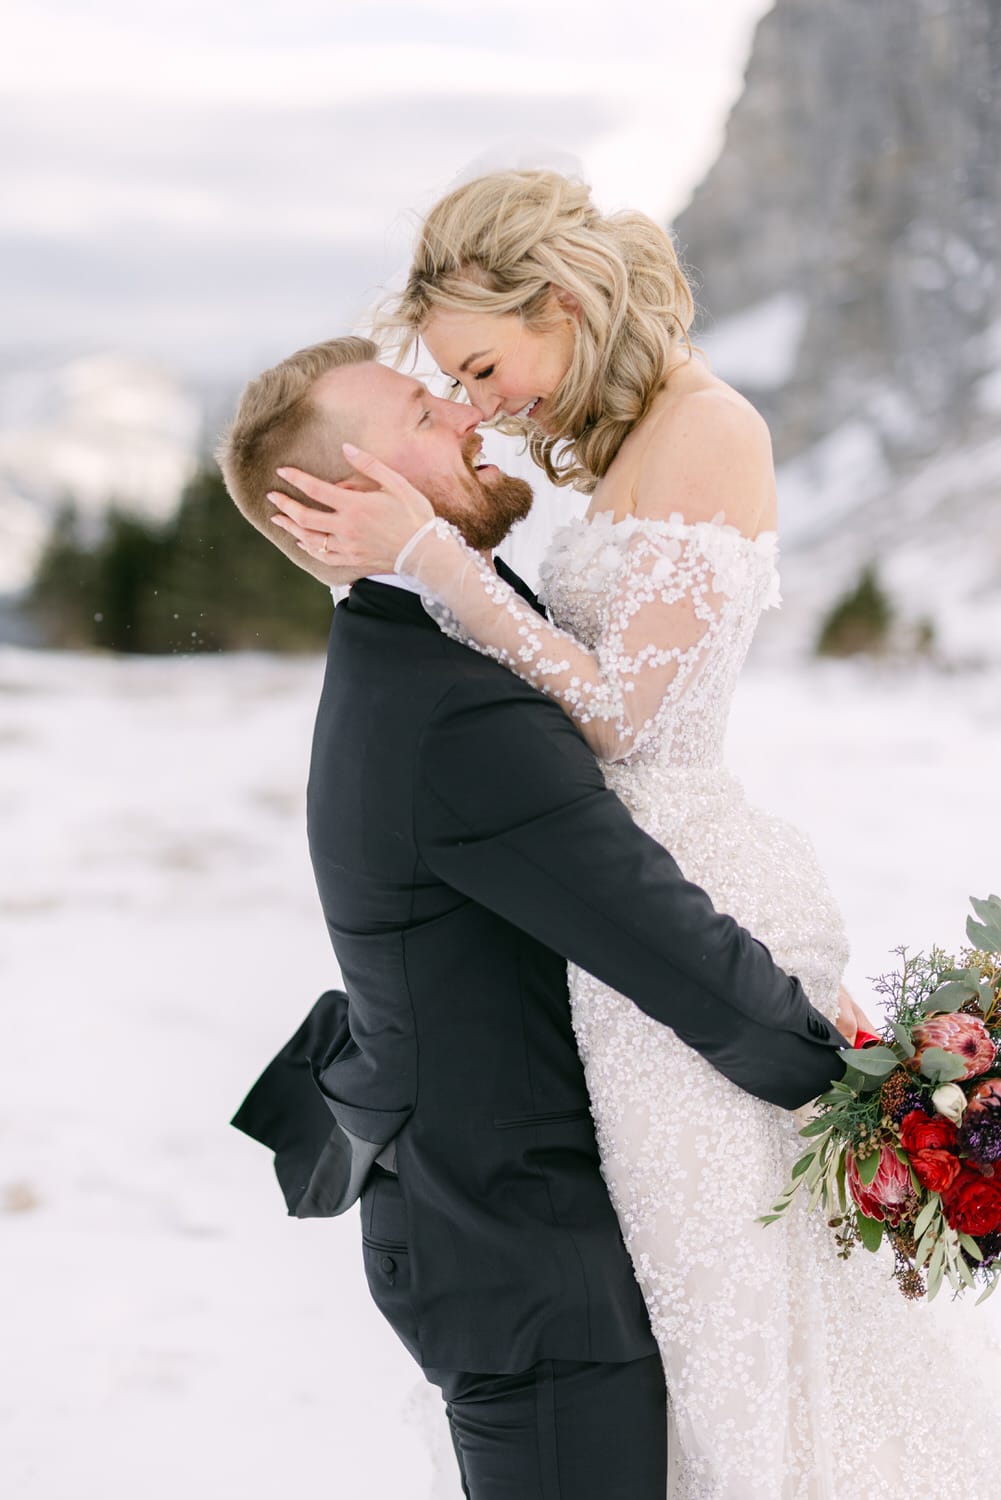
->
[268, 451, 434, 575]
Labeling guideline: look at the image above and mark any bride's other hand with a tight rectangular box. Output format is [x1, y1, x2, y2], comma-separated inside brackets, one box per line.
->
[834, 985, 881, 1046]
[268, 448, 434, 575]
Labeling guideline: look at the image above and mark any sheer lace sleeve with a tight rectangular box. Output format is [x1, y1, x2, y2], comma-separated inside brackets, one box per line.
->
[397, 513, 778, 764]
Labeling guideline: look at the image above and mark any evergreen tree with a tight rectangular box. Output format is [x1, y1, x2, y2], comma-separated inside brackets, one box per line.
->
[27, 467, 333, 653]
[815, 564, 894, 657]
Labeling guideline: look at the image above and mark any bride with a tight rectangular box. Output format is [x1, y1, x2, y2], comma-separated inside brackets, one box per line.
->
[270, 169, 996, 1495]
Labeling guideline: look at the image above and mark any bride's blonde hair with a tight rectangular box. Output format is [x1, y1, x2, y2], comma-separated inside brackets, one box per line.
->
[376, 170, 697, 493]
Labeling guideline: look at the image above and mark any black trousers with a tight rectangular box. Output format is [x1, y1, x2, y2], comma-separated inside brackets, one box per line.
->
[423, 1354, 667, 1500]
[362, 1167, 666, 1497]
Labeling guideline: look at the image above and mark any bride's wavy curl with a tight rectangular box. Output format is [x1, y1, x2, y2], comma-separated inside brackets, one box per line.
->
[374, 170, 697, 494]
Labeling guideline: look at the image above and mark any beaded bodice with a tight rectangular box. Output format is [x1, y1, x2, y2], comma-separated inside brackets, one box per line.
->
[537, 511, 781, 771]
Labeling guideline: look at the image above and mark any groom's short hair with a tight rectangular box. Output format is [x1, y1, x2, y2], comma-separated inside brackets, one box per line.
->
[216, 335, 377, 575]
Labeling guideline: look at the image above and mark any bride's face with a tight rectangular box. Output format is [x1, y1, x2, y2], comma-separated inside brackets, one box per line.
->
[421, 304, 576, 434]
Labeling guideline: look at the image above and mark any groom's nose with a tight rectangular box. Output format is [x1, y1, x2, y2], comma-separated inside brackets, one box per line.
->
[469, 391, 501, 421]
[453, 400, 485, 432]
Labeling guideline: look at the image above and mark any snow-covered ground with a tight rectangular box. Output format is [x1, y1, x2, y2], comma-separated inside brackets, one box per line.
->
[2, 645, 1000, 1498]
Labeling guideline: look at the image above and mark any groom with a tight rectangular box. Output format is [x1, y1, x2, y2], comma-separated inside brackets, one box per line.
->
[220, 336, 846, 1500]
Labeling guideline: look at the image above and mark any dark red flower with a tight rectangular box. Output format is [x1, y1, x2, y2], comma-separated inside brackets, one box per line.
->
[899, 1109, 958, 1155]
[942, 1167, 1001, 1237]
[909, 1149, 962, 1194]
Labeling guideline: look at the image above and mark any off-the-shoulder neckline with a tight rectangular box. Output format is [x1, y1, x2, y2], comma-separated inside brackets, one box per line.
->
[554, 510, 779, 549]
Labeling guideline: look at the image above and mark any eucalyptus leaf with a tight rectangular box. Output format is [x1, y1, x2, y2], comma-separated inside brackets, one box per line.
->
[915, 1224, 937, 1268]
[839, 1062, 866, 1092]
[890, 1024, 916, 1059]
[925, 980, 978, 1012]
[757, 1213, 784, 1227]
[799, 1116, 834, 1138]
[970, 895, 1001, 926]
[804, 1154, 825, 1188]
[835, 1154, 848, 1215]
[927, 1242, 946, 1301]
[856, 1150, 882, 1187]
[855, 1212, 884, 1252]
[816, 1087, 851, 1106]
[843, 1046, 899, 1078]
[967, 917, 1001, 953]
[912, 1194, 940, 1243]
[959, 1233, 984, 1262]
[791, 1152, 817, 1180]
[917, 1047, 969, 1084]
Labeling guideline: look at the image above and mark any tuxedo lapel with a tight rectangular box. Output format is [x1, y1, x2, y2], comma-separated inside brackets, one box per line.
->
[495, 555, 546, 617]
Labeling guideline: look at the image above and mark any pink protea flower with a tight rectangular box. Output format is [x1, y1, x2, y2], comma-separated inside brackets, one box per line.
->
[911, 1012, 996, 1080]
[846, 1144, 915, 1225]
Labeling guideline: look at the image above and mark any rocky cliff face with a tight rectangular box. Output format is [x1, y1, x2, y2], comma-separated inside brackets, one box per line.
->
[677, 0, 1001, 460]
[674, 0, 1001, 661]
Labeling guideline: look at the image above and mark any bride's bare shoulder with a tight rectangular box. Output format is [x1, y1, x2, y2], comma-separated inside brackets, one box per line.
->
[631, 373, 777, 534]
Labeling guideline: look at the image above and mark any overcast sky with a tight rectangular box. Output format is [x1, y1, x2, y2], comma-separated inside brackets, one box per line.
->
[4, 0, 772, 382]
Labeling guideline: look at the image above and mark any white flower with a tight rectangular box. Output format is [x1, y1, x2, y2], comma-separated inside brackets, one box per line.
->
[650, 556, 678, 583]
[931, 1083, 968, 1125]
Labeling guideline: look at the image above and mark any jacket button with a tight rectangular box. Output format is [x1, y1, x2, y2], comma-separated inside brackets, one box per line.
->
[380, 1255, 396, 1275]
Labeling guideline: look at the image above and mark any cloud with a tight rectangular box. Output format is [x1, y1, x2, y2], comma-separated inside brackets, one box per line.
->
[1, 92, 615, 244]
[3, 0, 774, 376]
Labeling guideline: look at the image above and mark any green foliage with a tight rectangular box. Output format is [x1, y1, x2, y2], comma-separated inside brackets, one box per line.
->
[916, 1046, 969, 1084]
[28, 467, 334, 654]
[855, 1212, 884, 1252]
[968, 894, 1001, 955]
[815, 563, 893, 658]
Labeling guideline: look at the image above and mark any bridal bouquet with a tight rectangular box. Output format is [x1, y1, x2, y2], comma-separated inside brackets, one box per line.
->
[762, 894, 1001, 1304]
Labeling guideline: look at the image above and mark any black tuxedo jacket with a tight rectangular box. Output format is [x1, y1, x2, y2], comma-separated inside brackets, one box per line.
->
[234, 564, 845, 1372]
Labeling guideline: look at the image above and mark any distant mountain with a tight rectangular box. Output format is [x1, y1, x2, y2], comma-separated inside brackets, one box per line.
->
[0, 353, 201, 594]
[676, 0, 1001, 661]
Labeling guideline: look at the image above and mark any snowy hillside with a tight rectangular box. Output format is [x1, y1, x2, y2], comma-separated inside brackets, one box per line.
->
[0, 353, 201, 594]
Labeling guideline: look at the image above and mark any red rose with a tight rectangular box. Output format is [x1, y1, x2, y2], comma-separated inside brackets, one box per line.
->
[910, 1148, 962, 1194]
[899, 1109, 958, 1155]
[942, 1166, 1001, 1236]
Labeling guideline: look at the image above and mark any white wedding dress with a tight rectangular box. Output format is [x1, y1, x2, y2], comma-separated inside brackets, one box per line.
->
[398, 508, 996, 1497]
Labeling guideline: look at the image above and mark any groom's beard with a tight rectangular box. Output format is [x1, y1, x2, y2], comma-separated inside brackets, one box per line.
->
[425, 436, 534, 552]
